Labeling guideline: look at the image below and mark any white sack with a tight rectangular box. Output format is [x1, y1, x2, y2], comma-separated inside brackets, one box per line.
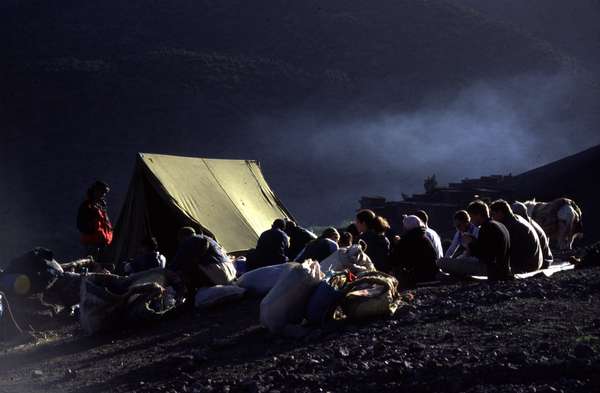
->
[237, 263, 296, 295]
[194, 285, 246, 308]
[259, 260, 323, 333]
[320, 244, 375, 274]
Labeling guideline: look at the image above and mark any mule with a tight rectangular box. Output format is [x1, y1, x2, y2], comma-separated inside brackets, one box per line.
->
[521, 198, 583, 250]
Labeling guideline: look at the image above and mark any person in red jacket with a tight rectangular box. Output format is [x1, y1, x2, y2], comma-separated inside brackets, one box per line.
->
[77, 181, 113, 259]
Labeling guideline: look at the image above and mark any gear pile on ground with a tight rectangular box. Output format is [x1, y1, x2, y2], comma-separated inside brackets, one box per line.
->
[0, 267, 598, 393]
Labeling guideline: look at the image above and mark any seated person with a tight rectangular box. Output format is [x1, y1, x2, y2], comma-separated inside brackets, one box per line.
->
[338, 231, 353, 248]
[124, 236, 167, 275]
[285, 220, 317, 259]
[512, 202, 553, 268]
[389, 215, 439, 288]
[356, 209, 391, 272]
[295, 227, 340, 262]
[490, 200, 543, 274]
[246, 219, 290, 270]
[414, 210, 444, 259]
[168, 227, 236, 293]
[444, 210, 480, 258]
[441, 200, 512, 281]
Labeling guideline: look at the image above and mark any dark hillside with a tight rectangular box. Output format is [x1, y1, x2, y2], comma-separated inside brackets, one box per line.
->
[452, 0, 600, 69]
[0, 0, 596, 262]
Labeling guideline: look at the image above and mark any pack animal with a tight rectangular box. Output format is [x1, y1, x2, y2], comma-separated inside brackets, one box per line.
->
[521, 198, 583, 250]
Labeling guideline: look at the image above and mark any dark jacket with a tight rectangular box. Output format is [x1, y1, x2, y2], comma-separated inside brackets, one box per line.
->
[389, 227, 439, 288]
[170, 234, 229, 272]
[360, 230, 390, 272]
[286, 226, 317, 259]
[530, 219, 553, 269]
[295, 238, 339, 262]
[247, 228, 289, 269]
[168, 234, 228, 293]
[501, 215, 543, 274]
[468, 219, 512, 281]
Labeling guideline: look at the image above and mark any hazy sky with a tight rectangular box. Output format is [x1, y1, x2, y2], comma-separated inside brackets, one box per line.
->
[249, 70, 600, 225]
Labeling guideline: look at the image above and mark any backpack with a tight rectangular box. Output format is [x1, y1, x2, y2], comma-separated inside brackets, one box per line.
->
[77, 201, 96, 234]
[3, 248, 63, 294]
[341, 271, 400, 320]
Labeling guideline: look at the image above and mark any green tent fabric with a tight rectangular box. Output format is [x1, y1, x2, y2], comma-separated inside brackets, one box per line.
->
[108, 153, 294, 264]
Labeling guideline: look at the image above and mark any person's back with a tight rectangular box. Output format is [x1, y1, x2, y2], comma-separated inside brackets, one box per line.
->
[414, 210, 443, 259]
[171, 233, 229, 270]
[512, 202, 553, 269]
[424, 227, 443, 259]
[503, 215, 543, 273]
[360, 230, 390, 271]
[285, 223, 317, 259]
[249, 220, 290, 269]
[530, 218, 553, 268]
[170, 229, 235, 290]
[296, 238, 339, 262]
[390, 227, 439, 287]
[469, 219, 512, 280]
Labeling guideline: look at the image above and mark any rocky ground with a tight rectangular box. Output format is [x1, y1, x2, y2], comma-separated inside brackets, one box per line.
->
[1, 267, 599, 393]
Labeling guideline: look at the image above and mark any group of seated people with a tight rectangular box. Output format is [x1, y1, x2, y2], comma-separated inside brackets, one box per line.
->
[122, 197, 554, 296]
[243, 198, 553, 288]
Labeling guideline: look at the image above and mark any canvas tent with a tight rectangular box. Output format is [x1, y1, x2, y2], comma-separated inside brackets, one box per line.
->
[108, 153, 294, 264]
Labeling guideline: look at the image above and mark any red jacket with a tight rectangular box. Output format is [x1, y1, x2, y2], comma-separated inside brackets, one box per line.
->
[77, 199, 113, 246]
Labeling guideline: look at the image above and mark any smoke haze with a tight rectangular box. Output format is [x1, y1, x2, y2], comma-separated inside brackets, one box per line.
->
[251, 71, 600, 224]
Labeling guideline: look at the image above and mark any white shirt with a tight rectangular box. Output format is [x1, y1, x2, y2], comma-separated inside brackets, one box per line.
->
[425, 227, 444, 259]
[444, 223, 479, 258]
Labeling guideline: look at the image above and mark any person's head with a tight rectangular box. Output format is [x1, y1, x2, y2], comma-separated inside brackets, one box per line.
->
[403, 215, 425, 232]
[489, 200, 513, 223]
[467, 200, 489, 226]
[414, 210, 429, 227]
[177, 226, 197, 244]
[272, 218, 286, 231]
[88, 180, 110, 201]
[511, 202, 529, 220]
[141, 236, 159, 253]
[339, 231, 353, 247]
[284, 219, 297, 233]
[355, 209, 376, 234]
[355, 209, 390, 235]
[321, 227, 340, 243]
[453, 210, 471, 232]
[345, 223, 359, 239]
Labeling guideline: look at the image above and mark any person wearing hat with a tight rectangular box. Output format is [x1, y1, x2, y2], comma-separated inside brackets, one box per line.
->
[294, 227, 340, 262]
[77, 181, 113, 260]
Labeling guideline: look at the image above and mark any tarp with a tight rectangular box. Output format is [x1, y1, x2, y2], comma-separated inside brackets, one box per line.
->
[108, 153, 294, 264]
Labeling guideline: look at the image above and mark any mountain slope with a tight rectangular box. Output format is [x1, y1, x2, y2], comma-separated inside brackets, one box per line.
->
[0, 0, 592, 261]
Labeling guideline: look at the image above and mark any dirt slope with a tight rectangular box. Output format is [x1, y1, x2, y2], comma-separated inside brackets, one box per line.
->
[1, 267, 599, 393]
